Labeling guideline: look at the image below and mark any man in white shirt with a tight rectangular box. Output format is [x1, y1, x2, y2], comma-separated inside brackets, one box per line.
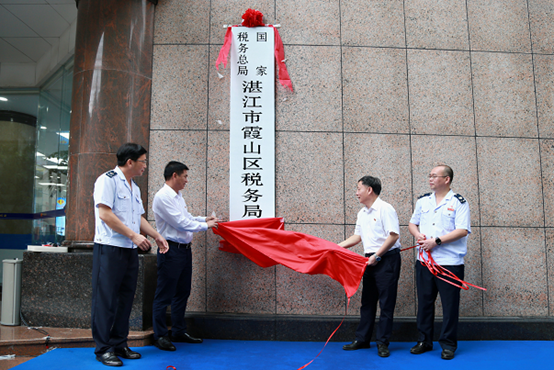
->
[339, 176, 402, 358]
[409, 164, 471, 360]
[92, 143, 168, 367]
[151, 161, 218, 351]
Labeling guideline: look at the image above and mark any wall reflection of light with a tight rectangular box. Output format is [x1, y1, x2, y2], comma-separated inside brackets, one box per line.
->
[89, 33, 105, 117]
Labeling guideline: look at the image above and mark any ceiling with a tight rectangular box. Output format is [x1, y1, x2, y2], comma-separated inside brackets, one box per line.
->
[0, 0, 77, 64]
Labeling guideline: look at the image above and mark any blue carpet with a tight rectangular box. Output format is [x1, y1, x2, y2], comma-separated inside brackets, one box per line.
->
[13, 340, 551, 369]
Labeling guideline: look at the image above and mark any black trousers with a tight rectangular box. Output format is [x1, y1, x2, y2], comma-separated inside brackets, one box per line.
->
[355, 248, 401, 346]
[152, 243, 193, 340]
[415, 262, 464, 351]
[91, 243, 138, 355]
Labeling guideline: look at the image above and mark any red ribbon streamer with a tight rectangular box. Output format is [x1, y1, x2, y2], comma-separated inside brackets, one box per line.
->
[401, 245, 486, 291]
[215, 25, 294, 92]
[297, 298, 351, 370]
[214, 218, 367, 298]
[417, 248, 486, 291]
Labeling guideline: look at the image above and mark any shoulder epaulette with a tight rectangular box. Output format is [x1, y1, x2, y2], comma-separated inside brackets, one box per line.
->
[106, 170, 117, 178]
[454, 193, 466, 204]
[418, 192, 432, 199]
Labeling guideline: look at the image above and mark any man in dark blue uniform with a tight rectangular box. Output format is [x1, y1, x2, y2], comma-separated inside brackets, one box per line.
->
[409, 165, 471, 360]
[92, 143, 168, 367]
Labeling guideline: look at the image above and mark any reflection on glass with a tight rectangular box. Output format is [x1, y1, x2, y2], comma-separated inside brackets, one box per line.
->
[0, 110, 37, 250]
[33, 59, 73, 244]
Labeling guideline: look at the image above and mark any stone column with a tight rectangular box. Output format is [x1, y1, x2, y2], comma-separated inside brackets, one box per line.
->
[65, 0, 156, 246]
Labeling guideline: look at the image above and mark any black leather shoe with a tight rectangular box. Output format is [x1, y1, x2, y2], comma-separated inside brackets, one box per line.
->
[171, 332, 203, 343]
[96, 352, 123, 367]
[441, 349, 455, 360]
[343, 340, 370, 350]
[410, 342, 433, 354]
[114, 346, 141, 359]
[377, 344, 390, 357]
[154, 336, 176, 351]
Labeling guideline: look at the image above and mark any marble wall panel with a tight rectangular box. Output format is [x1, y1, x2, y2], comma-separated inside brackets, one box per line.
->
[275, 132, 344, 224]
[151, 45, 209, 130]
[528, 0, 554, 54]
[534, 54, 554, 139]
[342, 47, 409, 134]
[207, 131, 230, 220]
[477, 137, 543, 227]
[407, 50, 474, 136]
[206, 231, 277, 313]
[154, 0, 210, 44]
[459, 227, 484, 317]
[208, 45, 231, 132]
[467, 0, 531, 53]
[147, 130, 208, 220]
[396, 226, 417, 317]
[404, 0, 469, 50]
[276, 0, 340, 45]
[210, 0, 276, 45]
[188, 232, 208, 312]
[276, 224, 346, 315]
[340, 0, 405, 47]
[275, 46, 342, 132]
[546, 229, 554, 316]
[472, 52, 537, 138]
[343, 133, 412, 226]
[482, 227, 548, 316]
[541, 139, 554, 228]
[410, 135, 480, 226]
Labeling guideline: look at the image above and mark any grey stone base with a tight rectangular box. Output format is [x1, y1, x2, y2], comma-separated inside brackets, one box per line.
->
[20, 251, 157, 331]
[184, 313, 554, 342]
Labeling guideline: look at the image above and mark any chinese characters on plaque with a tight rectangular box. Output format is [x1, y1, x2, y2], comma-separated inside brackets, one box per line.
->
[229, 27, 275, 220]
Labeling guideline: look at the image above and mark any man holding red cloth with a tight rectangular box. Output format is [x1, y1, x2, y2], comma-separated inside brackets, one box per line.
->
[339, 176, 402, 358]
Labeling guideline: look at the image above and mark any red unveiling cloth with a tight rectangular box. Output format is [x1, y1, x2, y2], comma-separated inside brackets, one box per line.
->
[213, 218, 368, 298]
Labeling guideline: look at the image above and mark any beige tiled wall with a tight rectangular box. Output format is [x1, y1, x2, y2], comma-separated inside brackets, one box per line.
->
[149, 0, 554, 318]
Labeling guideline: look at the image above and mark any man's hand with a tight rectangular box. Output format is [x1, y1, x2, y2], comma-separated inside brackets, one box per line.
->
[207, 219, 218, 228]
[131, 233, 152, 251]
[155, 235, 169, 254]
[366, 255, 379, 266]
[417, 237, 437, 252]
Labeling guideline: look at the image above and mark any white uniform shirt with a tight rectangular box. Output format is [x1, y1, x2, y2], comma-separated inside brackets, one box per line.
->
[410, 190, 471, 265]
[152, 184, 207, 244]
[354, 197, 401, 254]
[93, 166, 145, 249]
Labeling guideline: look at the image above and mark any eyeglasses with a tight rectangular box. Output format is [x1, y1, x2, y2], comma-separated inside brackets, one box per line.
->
[428, 175, 447, 179]
[137, 159, 147, 164]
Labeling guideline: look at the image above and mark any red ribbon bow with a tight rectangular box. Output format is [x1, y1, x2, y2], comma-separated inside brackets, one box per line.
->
[215, 9, 293, 92]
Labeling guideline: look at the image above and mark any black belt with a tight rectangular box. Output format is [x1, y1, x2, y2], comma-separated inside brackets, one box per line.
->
[365, 248, 399, 258]
[168, 240, 192, 249]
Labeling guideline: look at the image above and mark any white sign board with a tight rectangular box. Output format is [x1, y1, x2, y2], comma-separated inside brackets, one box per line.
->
[229, 26, 275, 221]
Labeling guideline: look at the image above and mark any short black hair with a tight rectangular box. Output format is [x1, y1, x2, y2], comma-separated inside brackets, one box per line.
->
[437, 164, 454, 183]
[358, 175, 382, 196]
[164, 161, 189, 180]
[116, 143, 147, 166]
